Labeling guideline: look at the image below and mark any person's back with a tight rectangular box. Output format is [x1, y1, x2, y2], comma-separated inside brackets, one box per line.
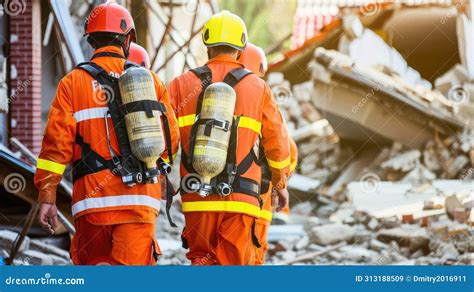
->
[168, 10, 290, 265]
[34, 2, 179, 265]
[60, 45, 175, 223]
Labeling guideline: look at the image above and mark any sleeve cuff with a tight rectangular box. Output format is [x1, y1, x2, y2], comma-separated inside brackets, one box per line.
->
[38, 189, 57, 204]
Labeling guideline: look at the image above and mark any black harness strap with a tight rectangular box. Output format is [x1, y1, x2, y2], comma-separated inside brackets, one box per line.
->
[78, 62, 138, 174]
[180, 150, 260, 198]
[181, 66, 260, 199]
[72, 133, 118, 182]
[121, 100, 167, 118]
[164, 174, 177, 227]
[75, 61, 166, 181]
[223, 67, 253, 87]
[187, 65, 212, 165]
[91, 52, 126, 60]
[124, 60, 138, 70]
[161, 115, 173, 165]
[251, 220, 262, 248]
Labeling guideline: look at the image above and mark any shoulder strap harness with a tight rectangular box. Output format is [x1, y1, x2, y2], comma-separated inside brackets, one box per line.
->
[74, 60, 174, 185]
[180, 65, 261, 201]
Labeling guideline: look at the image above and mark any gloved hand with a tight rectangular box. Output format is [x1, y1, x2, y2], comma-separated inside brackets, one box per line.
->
[272, 188, 289, 212]
[38, 203, 59, 234]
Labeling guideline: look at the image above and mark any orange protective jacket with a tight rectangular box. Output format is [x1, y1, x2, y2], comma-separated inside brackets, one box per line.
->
[168, 55, 290, 219]
[34, 46, 179, 224]
[259, 136, 298, 224]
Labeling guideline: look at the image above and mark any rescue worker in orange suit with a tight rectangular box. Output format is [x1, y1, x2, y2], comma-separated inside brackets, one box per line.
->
[238, 42, 298, 264]
[34, 2, 179, 265]
[168, 11, 291, 265]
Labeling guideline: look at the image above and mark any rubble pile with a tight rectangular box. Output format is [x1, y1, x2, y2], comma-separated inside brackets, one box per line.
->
[0, 230, 71, 265]
[311, 48, 458, 116]
[363, 128, 474, 183]
[266, 203, 473, 265]
[267, 72, 352, 181]
[261, 48, 473, 265]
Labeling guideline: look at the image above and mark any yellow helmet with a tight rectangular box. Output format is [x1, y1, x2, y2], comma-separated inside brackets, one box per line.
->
[202, 10, 248, 51]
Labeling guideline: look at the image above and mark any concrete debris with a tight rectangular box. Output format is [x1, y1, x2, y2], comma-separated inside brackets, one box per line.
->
[0, 230, 71, 265]
[265, 195, 472, 265]
[445, 194, 465, 220]
[267, 225, 306, 242]
[309, 48, 462, 148]
[261, 14, 473, 267]
[381, 150, 421, 172]
[376, 226, 430, 253]
[29, 239, 71, 260]
[0, 230, 30, 253]
[267, 73, 351, 182]
[307, 223, 356, 246]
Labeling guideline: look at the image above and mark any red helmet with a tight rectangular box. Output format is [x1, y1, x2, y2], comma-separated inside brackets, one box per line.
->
[238, 43, 267, 78]
[84, 2, 136, 42]
[128, 43, 151, 69]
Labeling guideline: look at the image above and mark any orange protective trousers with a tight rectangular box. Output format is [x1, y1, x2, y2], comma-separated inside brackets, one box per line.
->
[182, 212, 259, 265]
[70, 216, 160, 265]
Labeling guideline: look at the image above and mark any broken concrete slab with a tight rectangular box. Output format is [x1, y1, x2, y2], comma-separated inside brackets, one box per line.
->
[307, 223, 356, 246]
[20, 250, 54, 265]
[347, 180, 474, 219]
[338, 245, 379, 263]
[29, 239, 70, 260]
[376, 225, 430, 253]
[381, 150, 421, 172]
[369, 239, 389, 252]
[287, 174, 321, 201]
[310, 48, 462, 148]
[267, 224, 306, 243]
[0, 230, 29, 252]
[445, 194, 465, 220]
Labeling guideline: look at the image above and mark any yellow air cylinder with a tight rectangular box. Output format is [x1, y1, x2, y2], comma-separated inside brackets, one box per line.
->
[192, 82, 236, 191]
[118, 67, 165, 173]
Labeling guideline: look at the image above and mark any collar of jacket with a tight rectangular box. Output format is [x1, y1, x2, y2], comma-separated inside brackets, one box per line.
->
[207, 54, 244, 67]
[92, 46, 125, 58]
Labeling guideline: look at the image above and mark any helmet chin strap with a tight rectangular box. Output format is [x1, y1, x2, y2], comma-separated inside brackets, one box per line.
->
[122, 34, 132, 58]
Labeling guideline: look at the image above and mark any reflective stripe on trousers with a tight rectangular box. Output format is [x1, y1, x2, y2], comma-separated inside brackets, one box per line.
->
[182, 201, 271, 221]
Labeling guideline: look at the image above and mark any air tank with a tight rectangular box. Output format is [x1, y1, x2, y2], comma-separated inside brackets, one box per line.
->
[192, 82, 236, 196]
[118, 67, 165, 180]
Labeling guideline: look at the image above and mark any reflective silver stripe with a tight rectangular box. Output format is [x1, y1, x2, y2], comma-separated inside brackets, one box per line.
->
[73, 107, 109, 122]
[71, 195, 161, 216]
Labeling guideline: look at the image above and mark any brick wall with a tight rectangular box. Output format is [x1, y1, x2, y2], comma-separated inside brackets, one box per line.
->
[8, 0, 42, 154]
